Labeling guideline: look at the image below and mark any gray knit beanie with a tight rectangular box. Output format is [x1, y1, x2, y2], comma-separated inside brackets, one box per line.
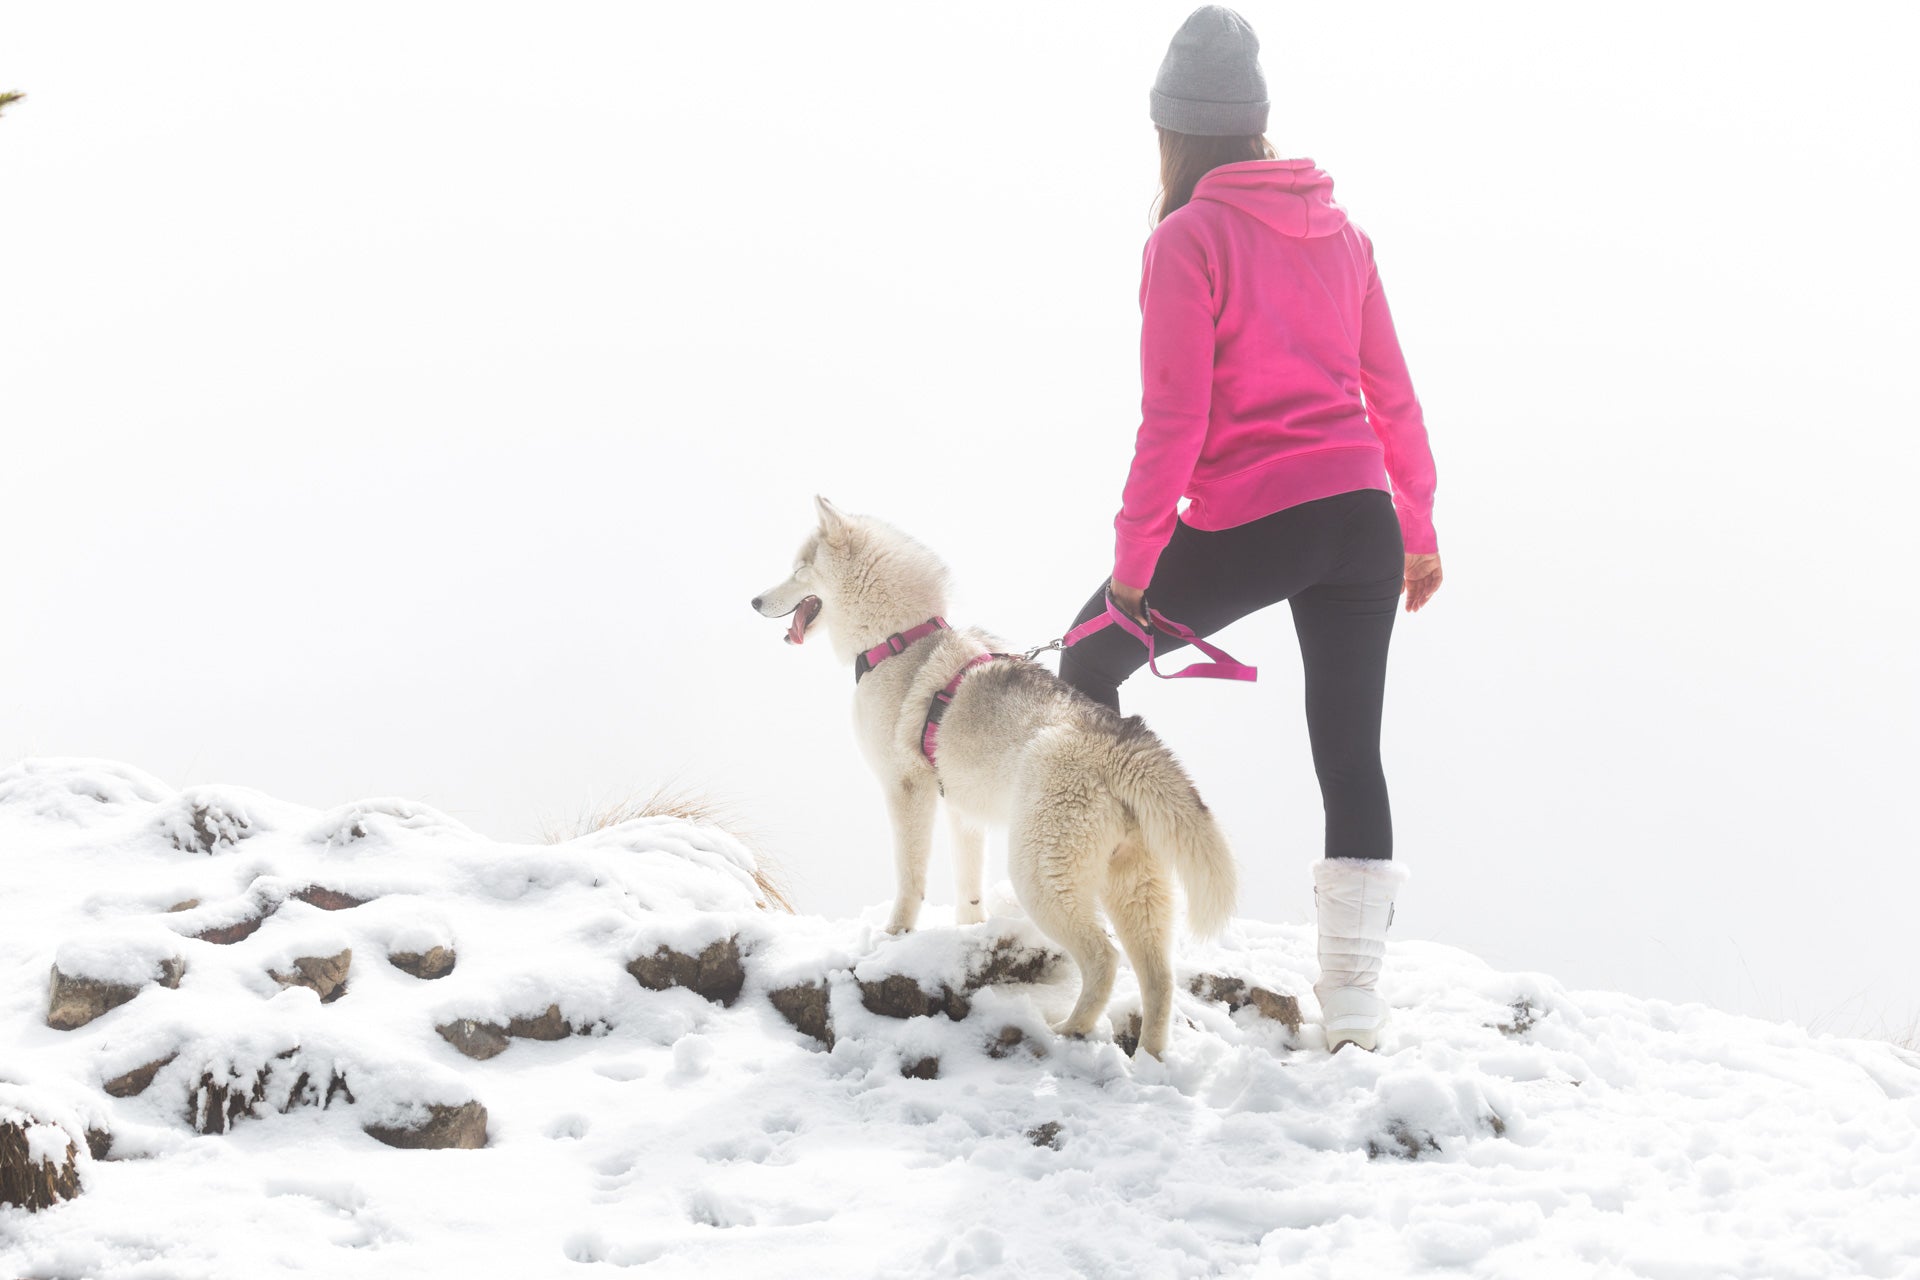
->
[1150, 5, 1269, 137]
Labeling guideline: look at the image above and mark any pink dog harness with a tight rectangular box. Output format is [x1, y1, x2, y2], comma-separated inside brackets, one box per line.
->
[853, 617, 950, 683]
[920, 653, 1000, 766]
[852, 593, 1257, 772]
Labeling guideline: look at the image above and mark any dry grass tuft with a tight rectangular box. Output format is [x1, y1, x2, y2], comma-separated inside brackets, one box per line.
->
[542, 780, 795, 914]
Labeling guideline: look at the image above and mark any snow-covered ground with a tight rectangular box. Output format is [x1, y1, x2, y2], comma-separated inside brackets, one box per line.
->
[2, 759, 1916, 1279]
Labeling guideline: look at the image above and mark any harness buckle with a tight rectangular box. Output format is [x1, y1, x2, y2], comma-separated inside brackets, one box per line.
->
[886, 632, 907, 654]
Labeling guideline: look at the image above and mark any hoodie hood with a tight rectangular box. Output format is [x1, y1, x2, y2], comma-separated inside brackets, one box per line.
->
[1190, 158, 1348, 238]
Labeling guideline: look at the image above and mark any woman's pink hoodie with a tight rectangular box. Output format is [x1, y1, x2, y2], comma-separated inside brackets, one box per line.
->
[1113, 158, 1438, 588]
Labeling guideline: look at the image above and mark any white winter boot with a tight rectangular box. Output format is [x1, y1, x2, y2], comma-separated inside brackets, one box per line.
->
[1312, 857, 1409, 1053]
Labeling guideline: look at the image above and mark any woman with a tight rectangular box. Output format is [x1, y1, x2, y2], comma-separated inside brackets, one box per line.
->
[1058, 5, 1442, 1053]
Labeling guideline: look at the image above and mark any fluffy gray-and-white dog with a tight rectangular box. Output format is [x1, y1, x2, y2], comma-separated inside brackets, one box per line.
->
[753, 497, 1237, 1059]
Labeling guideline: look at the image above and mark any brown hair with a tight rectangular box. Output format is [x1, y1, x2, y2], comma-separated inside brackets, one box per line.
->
[1152, 126, 1277, 227]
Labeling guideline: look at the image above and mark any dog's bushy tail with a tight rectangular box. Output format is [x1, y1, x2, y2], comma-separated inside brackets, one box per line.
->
[1110, 736, 1237, 937]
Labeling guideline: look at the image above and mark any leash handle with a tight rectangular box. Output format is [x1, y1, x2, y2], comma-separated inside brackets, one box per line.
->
[1058, 594, 1258, 683]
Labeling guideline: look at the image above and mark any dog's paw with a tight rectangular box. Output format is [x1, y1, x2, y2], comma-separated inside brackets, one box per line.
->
[955, 901, 988, 926]
[883, 921, 915, 937]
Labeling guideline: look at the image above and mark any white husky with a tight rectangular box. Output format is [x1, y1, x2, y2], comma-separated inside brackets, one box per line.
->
[753, 497, 1237, 1058]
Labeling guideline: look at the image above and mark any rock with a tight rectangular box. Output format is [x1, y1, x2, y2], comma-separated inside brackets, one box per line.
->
[1188, 973, 1302, 1032]
[435, 1005, 586, 1060]
[84, 1128, 113, 1161]
[859, 973, 970, 1022]
[365, 1101, 488, 1150]
[163, 796, 254, 854]
[968, 937, 1064, 988]
[900, 1055, 940, 1080]
[103, 1054, 177, 1098]
[1368, 1120, 1443, 1161]
[389, 945, 456, 980]
[437, 1019, 512, 1061]
[505, 1004, 572, 1041]
[1496, 998, 1538, 1037]
[46, 969, 138, 1030]
[269, 949, 352, 1003]
[47, 957, 182, 1031]
[1027, 1121, 1064, 1149]
[1245, 987, 1302, 1032]
[188, 1062, 273, 1135]
[194, 913, 270, 945]
[768, 982, 833, 1047]
[859, 935, 1065, 1024]
[986, 1025, 1044, 1059]
[626, 936, 745, 1007]
[1189, 973, 1249, 1007]
[0, 1117, 81, 1211]
[184, 1050, 351, 1135]
[166, 899, 200, 913]
[293, 885, 369, 911]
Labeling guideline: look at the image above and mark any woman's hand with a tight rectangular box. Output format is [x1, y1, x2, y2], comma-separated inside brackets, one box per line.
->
[1403, 553, 1443, 613]
[1108, 578, 1151, 626]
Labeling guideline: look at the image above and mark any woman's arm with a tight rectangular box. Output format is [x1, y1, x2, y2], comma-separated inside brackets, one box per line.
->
[1112, 223, 1216, 591]
[1356, 234, 1439, 556]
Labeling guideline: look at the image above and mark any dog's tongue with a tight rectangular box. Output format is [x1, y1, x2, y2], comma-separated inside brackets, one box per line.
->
[785, 597, 818, 646]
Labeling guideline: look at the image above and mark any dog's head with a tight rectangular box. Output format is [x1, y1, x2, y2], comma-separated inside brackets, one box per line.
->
[750, 495, 848, 648]
[752, 496, 949, 656]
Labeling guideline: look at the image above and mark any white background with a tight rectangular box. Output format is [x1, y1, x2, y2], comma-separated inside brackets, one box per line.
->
[3, 2, 1914, 1038]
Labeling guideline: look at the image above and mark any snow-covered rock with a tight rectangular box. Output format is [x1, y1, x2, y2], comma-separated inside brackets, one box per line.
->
[0, 1097, 83, 1212]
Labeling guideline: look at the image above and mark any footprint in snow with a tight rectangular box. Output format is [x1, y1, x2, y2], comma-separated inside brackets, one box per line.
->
[686, 1186, 756, 1229]
[592, 1058, 649, 1082]
[697, 1132, 777, 1164]
[563, 1231, 665, 1267]
[545, 1113, 590, 1140]
[671, 1033, 715, 1079]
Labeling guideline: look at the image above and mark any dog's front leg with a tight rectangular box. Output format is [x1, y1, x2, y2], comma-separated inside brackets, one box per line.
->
[883, 774, 937, 935]
[950, 811, 987, 926]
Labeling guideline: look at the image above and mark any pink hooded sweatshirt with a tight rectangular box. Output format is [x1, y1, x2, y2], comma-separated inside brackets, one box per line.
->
[1113, 158, 1439, 588]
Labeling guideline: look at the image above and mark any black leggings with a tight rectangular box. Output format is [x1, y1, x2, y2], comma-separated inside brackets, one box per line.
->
[1059, 489, 1404, 861]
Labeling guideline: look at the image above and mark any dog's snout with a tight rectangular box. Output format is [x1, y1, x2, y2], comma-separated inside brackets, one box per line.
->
[750, 596, 763, 613]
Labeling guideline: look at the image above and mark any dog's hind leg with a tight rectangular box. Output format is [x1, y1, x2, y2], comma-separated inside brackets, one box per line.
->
[1104, 838, 1177, 1058]
[949, 810, 987, 926]
[1012, 810, 1119, 1041]
[883, 774, 938, 935]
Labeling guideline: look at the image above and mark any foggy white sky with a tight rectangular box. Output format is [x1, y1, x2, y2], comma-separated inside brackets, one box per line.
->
[3, 2, 1915, 1038]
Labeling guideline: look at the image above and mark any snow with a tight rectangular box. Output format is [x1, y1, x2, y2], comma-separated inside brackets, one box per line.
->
[3, 758, 1918, 1279]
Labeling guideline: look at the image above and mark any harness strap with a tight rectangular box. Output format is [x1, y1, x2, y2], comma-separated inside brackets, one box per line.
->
[1062, 596, 1258, 682]
[854, 617, 949, 683]
[921, 653, 1002, 767]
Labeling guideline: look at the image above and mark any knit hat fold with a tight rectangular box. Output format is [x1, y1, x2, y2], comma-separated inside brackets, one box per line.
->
[1150, 5, 1269, 137]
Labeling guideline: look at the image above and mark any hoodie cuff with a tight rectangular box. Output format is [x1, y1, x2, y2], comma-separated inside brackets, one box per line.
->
[1112, 535, 1165, 593]
[1396, 504, 1438, 556]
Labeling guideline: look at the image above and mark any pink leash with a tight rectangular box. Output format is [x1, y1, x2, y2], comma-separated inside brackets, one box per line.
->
[925, 596, 1253, 770]
[1053, 594, 1258, 682]
[857, 593, 1257, 774]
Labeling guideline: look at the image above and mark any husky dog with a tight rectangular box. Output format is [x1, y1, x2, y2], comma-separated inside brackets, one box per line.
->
[752, 497, 1237, 1058]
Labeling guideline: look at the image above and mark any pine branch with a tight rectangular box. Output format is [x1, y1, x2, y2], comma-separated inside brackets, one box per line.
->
[0, 91, 24, 118]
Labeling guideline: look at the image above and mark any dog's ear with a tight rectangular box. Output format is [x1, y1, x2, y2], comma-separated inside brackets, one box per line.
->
[814, 495, 850, 547]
